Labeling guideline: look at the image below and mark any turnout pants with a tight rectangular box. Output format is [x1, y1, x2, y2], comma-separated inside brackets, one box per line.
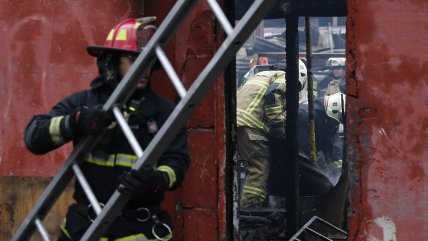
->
[237, 127, 270, 208]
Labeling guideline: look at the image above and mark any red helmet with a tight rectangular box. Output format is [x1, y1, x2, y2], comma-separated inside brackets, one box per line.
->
[87, 17, 157, 57]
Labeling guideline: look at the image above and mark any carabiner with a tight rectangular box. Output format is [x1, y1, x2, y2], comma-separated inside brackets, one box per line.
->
[151, 214, 172, 241]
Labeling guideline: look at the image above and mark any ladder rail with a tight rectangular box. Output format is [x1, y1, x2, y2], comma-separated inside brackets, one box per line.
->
[80, 0, 277, 240]
[11, 136, 102, 241]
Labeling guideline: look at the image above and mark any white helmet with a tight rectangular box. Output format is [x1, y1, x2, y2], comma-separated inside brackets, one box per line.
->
[326, 57, 346, 67]
[324, 93, 346, 123]
[298, 59, 307, 91]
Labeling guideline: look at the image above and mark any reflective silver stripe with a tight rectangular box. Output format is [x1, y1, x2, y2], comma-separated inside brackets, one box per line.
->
[115, 153, 139, 168]
[157, 165, 176, 188]
[49, 116, 65, 145]
[85, 152, 138, 168]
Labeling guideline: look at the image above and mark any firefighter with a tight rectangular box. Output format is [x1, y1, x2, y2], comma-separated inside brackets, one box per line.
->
[237, 60, 307, 208]
[298, 92, 346, 194]
[267, 92, 346, 202]
[23, 18, 189, 241]
[318, 57, 346, 97]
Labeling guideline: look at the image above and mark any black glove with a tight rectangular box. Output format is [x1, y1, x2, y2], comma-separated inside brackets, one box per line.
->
[68, 106, 113, 135]
[118, 168, 169, 198]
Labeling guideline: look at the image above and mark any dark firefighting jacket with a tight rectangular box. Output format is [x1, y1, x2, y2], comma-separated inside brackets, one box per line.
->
[24, 86, 190, 208]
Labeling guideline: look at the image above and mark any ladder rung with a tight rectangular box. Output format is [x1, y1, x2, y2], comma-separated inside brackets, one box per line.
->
[34, 218, 51, 241]
[314, 216, 348, 235]
[112, 106, 144, 157]
[206, 0, 233, 35]
[155, 46, 187, 98]
[307, 227, 333, 241]
[72, 164, 102, 215]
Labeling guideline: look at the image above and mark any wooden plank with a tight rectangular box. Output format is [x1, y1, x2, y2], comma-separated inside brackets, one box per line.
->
[0, 176, 74, 241]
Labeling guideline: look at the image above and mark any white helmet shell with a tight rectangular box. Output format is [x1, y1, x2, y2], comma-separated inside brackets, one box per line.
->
[324, 93, 346, 123]
[298, 59, 307, 91]
[326, 57, 346, 67]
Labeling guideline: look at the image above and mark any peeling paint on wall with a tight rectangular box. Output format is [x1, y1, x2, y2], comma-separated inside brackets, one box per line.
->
[369, 216, 397, 241]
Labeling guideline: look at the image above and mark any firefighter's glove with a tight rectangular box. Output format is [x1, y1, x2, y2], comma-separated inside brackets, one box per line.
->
[69, 106, 113, 136]
[118, 168, 169, 198]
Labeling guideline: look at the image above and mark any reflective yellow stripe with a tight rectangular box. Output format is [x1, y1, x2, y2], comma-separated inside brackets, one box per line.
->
[62, 217, 158, 241]
[237, 113, 262, 129]
[237, 116, 253, 128]
[237, 109, 267, 131]
[115, 233, 150, 241]
[106, 29, 114, 40]
[157, 165, 176, 188]
[243, 189, 265, 199]
[244, 185, 266, 195]
[49, 116, 65, 145]
[85, 152, 138, 168]
[265, 106, 283, 115]
[60, 218, 71, 240]
[116, 29, 128, 41]
[133, 22, 142, 29]
[246, 86, 267, 114]
[334, 159, 342, 169]
[243, 185, 266, 198]
[115, 153, 139, 168]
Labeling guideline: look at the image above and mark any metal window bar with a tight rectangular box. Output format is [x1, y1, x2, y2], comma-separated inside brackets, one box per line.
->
[34, 219, 51, 241]
[289, 216, 347, 241]
[12, 0, 277, 240]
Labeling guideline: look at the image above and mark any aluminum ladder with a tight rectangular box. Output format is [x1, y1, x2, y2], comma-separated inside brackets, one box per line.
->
[11, 0, 278, 240]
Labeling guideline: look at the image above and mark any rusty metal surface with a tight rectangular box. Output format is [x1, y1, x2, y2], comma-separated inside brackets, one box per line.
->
[347, 0, 428, 240]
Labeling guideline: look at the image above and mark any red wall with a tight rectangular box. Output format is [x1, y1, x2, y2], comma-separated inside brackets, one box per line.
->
[347, 0, 428, 240]
[0, 0, 140, 176]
